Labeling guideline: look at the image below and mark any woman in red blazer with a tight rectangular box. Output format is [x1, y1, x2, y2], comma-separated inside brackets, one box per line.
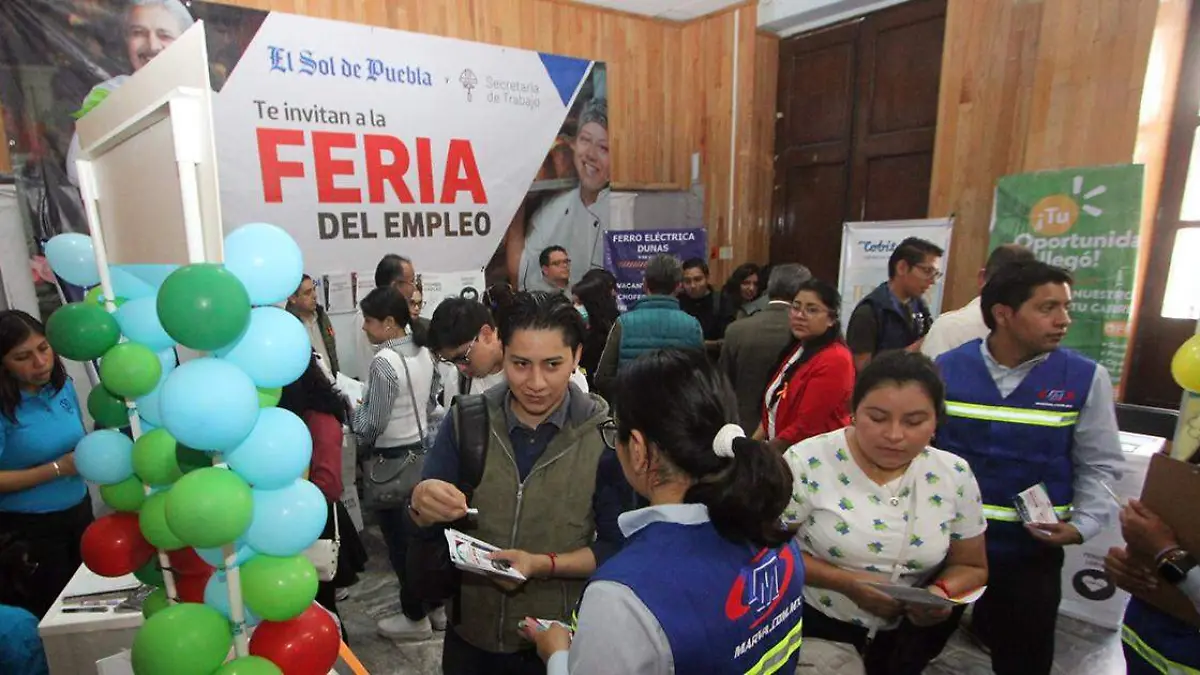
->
[755, 279, 854, 450]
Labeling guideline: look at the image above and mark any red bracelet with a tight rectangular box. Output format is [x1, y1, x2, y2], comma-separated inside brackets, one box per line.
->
[547, 552, 557, 577]
[933, 579, 952, 598]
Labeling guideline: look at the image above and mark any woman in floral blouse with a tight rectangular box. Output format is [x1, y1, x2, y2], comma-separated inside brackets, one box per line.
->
[784, 352, 988, 675]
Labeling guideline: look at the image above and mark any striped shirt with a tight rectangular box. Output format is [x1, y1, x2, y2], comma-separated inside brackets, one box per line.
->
[352, 336, 439, 448]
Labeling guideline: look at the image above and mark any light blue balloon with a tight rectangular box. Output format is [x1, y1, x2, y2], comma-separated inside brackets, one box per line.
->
[74, 429, 134, 485]
[115, 264, 179, 289]
[157, 349, 178, 375]
[204, 572, 261, 626]
[196, 539, 256, 569]
[137, 418, 158, 434]
[114, 297, 175, 351]
[160, 358, 259, 452]
[225, 408, 312, 489]
[215, 307, 310, 388]
[107, 266, 156, 301]
[245, 479, 328, 557]
[45, 233, 99, 287]
[135, 374, 167, 427]
[223, 223, 304, 306]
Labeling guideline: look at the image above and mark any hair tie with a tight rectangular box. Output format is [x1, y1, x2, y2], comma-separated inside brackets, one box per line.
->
[713, 424, 745, 459]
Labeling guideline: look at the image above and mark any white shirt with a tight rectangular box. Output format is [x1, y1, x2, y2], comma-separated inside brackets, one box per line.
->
[763, 345, 802, 438]
[921, 296, 987, 360]
[518, 187, 610, 290]
[783, 429, 987, 629]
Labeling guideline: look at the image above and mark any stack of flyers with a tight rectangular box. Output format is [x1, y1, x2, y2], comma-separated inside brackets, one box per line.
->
[1014, 483, 1059, 524]
[445, 528, 526, 581]
[520, 618, 574, 634]
[866, 583, 988, 609]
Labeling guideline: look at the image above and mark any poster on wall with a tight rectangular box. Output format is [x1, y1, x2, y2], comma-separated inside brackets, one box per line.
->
[604, 228, 707, 309]
[989, 165, 1144, 387]
[837, 219, 954, 332]
[0, 0, 610, 315]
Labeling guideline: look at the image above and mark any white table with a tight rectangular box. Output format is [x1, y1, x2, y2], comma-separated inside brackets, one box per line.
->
[39, 565, 142, 674]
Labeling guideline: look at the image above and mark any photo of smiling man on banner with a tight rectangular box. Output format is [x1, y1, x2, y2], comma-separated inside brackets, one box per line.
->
[66, 0, 196, 186]
[505, 88, 610, 292]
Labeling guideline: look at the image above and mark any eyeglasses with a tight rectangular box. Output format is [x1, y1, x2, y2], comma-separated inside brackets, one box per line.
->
[789, 302, 829, 318]
[439, 335, 477, 366]
[914, 264, 944, 281]
[597, 418, 618, 451]
[548, 258, 572, 268]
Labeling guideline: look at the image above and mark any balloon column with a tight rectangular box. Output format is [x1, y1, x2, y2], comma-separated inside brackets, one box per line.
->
[43, 224, 341, 675]
[1171, 334, 1200, 462]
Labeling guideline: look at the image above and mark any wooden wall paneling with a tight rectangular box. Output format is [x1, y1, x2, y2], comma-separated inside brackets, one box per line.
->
[929, 0, 1160, 313]
[746, 32, 780, 269]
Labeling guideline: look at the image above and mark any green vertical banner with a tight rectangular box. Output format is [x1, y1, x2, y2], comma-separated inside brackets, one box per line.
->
[990, 165, 1144, 387]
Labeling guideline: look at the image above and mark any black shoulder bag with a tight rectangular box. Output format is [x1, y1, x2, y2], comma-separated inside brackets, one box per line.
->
[405, 394, 490, 604]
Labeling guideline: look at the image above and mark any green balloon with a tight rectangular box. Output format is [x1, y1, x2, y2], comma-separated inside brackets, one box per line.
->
[156, 264, 251, 351]
[139, 492, 185, 551]
[213, 656, 283, 675]
[133, 429, 183, 485]
[241, 554, 319, 621]
[45, 302, 121, 361]
[165, 468, 252, 549]
[99, 342, 162, 398]
[132, 603, 232, 675]
[176, 446, 210, 475]
[87, 385, 129, 429]
[257, 386, 282, 408]
[99, 476, 145, 512]
[134, 558, 164, 588]
[141, 587, 169, 619]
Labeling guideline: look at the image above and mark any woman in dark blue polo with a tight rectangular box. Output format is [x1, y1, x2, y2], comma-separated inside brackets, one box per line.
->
[0, 310, 90, 618]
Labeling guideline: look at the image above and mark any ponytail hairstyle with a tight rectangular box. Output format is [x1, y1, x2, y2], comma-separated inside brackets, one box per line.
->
[360, 284, 425, 348]
[613, 349, 793, 548]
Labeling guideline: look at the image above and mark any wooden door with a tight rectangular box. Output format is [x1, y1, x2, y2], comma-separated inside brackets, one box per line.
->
[848, 0, 945, 222]
[772, 22, 859, 284]
[771, 0, 946, 284]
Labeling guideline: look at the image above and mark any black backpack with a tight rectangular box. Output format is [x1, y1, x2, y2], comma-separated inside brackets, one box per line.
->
[405, 394, 490, 605]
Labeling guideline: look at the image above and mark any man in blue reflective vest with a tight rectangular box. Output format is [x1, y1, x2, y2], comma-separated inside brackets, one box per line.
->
[932, 260, 1124, 675]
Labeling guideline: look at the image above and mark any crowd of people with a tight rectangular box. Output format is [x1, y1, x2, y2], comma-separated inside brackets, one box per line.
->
[1, 236, 1199, 675]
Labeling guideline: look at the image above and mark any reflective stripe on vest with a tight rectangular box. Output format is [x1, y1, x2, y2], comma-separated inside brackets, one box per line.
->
[981, 504, 1073, 523]
[1122, 624, 1200, 675]
[745, 619, 803, 675]
[945, 401, 1079, 428]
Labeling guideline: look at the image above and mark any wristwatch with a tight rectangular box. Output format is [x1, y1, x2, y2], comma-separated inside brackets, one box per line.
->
[1156, 548, 1198, 585]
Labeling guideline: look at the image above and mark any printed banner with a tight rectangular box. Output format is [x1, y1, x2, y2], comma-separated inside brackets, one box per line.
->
[837, 219, 955, 331]
[0, 0, 610, 306]
[604, 229, 708, 309]
[989, 165, 1144, 386]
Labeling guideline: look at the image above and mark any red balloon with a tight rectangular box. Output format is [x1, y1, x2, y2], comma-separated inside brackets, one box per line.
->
[174, 567, 214, 604]
[250, 603, 340, 675]
[168, 548, 213, 576]
[81, 513, 156, 578]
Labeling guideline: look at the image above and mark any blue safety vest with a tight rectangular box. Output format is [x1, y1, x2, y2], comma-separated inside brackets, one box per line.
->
[1122, 597, 1200, 675]
[592, 520, 805, 675]
[934, 340, 1094, 556]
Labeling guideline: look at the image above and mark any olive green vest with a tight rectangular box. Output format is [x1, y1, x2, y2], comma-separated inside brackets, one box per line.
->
[452, 386, 610, 654]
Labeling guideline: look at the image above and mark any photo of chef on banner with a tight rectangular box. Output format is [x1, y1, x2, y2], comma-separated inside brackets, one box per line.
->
[501, 78, 609, 292]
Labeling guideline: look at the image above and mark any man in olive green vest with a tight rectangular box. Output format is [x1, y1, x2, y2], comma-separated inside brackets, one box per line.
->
[411, 291, 629, 674]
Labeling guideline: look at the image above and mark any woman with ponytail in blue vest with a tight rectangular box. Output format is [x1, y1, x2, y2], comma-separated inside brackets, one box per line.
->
[520, 348, 805, 675]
